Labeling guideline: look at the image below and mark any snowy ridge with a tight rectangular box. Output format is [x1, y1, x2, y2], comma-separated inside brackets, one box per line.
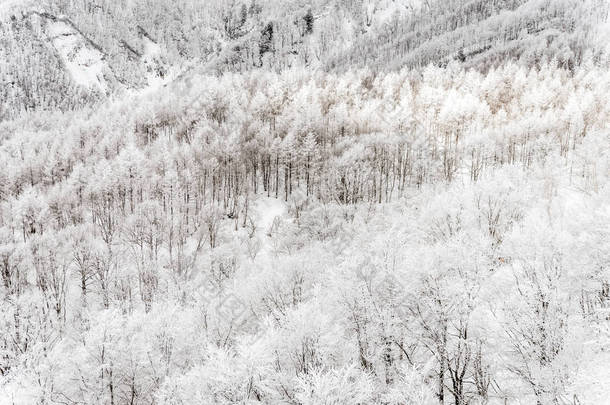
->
[46, 19, 108, 92]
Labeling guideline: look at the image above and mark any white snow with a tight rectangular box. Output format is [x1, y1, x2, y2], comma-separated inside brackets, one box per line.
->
[0, 0, 29, 19]
[254, 196, 286, 259]
[141, 36, 165, 89]
[126, 35, 178, 93]
[47, 20, 108, 92]
[142, 36, 161, 58]
[255, 196, 286, 236]
[365, 0, 422, 31]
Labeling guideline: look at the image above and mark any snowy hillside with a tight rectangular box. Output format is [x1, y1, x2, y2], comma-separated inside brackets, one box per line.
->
[46, 19, 108, 92]
[0, 1, 609, 404]
[1, 0, 608, 121]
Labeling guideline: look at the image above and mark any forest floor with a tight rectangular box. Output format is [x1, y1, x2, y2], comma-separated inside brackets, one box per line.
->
[253, 196, 286, 259]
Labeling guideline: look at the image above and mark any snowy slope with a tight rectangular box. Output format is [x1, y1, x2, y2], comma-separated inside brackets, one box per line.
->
[256, 197, 286, 237]
[254, 196, 286, 259]
[46, 20, 108, 92]
[0, 0, 29, 19]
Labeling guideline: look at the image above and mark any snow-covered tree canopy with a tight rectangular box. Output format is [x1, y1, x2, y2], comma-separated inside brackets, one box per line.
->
[0, 1, 609, 404]
[0, 0, 608, 121]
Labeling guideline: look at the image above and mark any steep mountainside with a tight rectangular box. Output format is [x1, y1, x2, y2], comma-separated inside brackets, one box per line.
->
[1, 1, 610, 404]
[328, 0, 609, 71]
[0, 0, 607, 121]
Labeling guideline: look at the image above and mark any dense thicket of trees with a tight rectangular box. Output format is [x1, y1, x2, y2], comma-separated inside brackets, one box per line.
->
[0, 13, 101, 121]
[328, 0, 610, 72]
[0, 62, 609, 403]
[1, 0, 607, 121]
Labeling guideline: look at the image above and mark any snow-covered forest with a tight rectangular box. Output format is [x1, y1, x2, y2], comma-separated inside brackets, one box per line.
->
[0, 0, 609, 404]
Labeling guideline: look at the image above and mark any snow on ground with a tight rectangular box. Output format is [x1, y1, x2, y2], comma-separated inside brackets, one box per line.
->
[0, 0, 30, 19]
[125, 35, 181, 95]
[141, 36, 166, 89]
[46, 20, 108, 92]
[367, 0, 422, 30]
[596, 14, 610, 57]
[568, 333, 610, 404]
[253, 196, 286, 259]
[256, 197, 286, 235]
[233, 195, 287, 307]
[143, 36, 161, 58]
